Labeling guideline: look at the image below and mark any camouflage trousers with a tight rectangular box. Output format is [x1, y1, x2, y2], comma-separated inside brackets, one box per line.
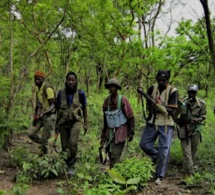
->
[59, 121, 81, 167]
[27, 114, 55, 154]
[180, 133, 200, 174]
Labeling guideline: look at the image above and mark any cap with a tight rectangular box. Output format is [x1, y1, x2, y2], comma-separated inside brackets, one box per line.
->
[188, 84, 198, 92]
[156, 70, 170, 80]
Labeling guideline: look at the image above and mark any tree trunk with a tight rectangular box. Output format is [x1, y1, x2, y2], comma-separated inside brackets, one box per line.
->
[200, 0, 215, 71]
[4, 1, 14, 150]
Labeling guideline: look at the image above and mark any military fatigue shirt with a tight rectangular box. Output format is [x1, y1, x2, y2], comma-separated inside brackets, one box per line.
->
[178, 97, 206, 138]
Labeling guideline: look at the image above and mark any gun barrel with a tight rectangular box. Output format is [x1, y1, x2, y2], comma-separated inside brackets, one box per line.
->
[137, 87, 144, 94]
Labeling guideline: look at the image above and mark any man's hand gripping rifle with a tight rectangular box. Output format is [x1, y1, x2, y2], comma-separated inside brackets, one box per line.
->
[137, 87, 168, 115]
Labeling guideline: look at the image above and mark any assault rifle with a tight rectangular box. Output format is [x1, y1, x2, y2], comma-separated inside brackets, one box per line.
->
[51, 126, 59, 153]
[99, 129, 115, 164]
[33, 104, 42, 126]
[173, 98, 193, 122]
[33, 115, 39, 126]
[184, 115, 204, 144]
[137, 87, 168, 115]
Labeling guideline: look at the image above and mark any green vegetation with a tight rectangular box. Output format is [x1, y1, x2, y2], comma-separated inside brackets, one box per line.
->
[0, 0, 215, 194]
[1, 90, 215, 194]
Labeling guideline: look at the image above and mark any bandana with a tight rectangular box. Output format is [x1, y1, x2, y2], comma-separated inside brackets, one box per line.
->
[34, 70, 45, 78]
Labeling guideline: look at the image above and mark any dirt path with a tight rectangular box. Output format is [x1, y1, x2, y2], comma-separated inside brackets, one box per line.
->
[0, 134, 209, 195]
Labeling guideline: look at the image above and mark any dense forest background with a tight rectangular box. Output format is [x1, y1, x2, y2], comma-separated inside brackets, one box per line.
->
[0, 0, 215, 194]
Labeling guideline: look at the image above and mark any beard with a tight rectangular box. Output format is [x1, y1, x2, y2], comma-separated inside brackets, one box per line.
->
[65, 83, 78, 94]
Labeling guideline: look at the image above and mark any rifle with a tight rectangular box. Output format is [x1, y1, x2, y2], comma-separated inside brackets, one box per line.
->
[33, 104, 42, 126]
[184, 115, 205, 144]
[33, 115, 38, 126]
[51, 126, 59, 153]
[184, 118, 190, 145]
[99, 129, 115, 164]
[137, 87, 168, 115]
[174, 98, 192, 123]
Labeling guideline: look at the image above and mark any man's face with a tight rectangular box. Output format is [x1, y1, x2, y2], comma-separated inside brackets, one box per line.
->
[157, 77, 168, 87]
[34, 76, 44, 87]
[188, 90, 197, 99]
[66, 75, 77, 89]
[109, 84, 118, 94]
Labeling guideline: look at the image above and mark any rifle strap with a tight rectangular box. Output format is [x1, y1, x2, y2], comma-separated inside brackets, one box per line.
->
[107, 94, 122, 111]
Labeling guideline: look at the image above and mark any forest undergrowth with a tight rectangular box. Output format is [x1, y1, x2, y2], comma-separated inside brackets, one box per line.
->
[0, 90, 215, 195]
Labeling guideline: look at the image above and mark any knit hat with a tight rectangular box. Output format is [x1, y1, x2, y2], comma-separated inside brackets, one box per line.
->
[34, 70, 45, 78]
[105, 78, 121, 90]
[156, 70, 170, 81]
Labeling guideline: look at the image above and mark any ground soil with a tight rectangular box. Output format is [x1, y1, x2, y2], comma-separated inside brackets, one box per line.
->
[0, 134, 211, 195]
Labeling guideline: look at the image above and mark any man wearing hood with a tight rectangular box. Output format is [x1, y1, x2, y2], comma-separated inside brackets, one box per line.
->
[56, 71, 87, 175]
[139, 70, 178, 185]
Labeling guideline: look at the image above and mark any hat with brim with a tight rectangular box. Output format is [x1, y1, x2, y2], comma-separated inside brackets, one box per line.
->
[105, 78, 121, 90]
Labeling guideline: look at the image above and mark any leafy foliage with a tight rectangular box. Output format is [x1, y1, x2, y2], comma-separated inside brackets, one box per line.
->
[113, 157, 155, 187]
[15, 152, 67, 182]
[0, 0, 215, 194]
[183, 173, 203, 186]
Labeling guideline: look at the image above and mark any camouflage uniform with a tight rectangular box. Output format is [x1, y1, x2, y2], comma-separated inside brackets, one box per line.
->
[177, 90, 206, 174]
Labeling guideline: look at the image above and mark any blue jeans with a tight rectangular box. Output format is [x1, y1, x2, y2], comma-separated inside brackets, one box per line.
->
[140, 123, 173, 178]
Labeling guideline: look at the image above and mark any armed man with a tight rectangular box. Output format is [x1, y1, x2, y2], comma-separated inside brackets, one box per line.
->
[177, 84, 206, 176]
[27, 70, 56, 155]
[138, 70, 178, 185]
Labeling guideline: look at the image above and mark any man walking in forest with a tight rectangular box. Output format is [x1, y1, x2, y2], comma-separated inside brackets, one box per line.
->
[100, 78, 135, 168]
[138, 70, 178, 185]
[55, 71, 88, 175]
[176, 84, 206, 176]
[28, 70, 56, 155]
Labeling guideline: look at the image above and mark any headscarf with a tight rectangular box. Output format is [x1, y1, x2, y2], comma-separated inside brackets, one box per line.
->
[34, 70, 45, 78]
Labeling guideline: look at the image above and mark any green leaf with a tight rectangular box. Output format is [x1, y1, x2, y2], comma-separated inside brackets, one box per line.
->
[77, 173, 84, 179]
[85, 175, 93, 181]
[85, 162, 91, 170]
[51, 169, 58, 176]
[127, 177, 140, 185]
[117, 185, 137, 195]
[107, 169, 126, 184]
